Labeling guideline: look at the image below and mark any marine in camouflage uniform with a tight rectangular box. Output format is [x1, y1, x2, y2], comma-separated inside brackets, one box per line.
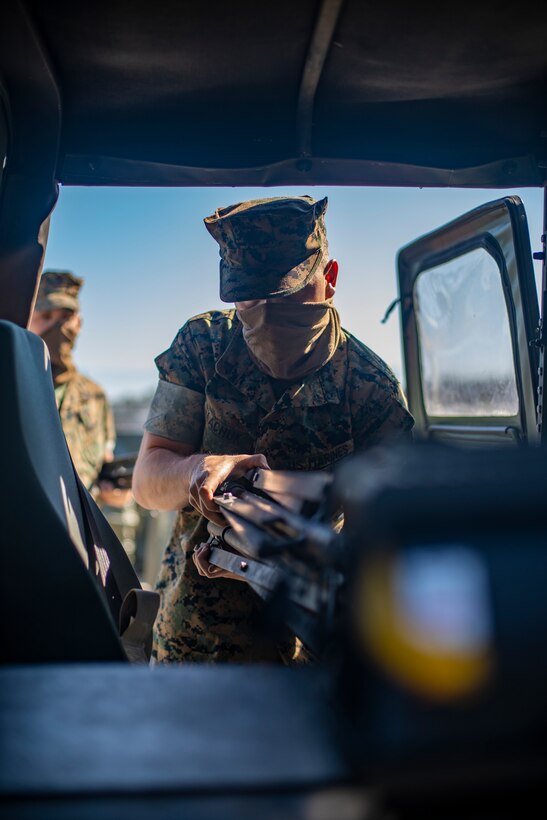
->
[32, 271, 116, 490]
[54, 371, 116, 490]
[143, 196, 415, 664]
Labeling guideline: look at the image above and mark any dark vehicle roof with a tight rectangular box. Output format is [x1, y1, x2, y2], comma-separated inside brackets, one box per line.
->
[13, 0, 547, 187]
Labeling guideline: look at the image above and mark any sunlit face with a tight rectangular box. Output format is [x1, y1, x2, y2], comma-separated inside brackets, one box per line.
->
[29, 308, 81, 338]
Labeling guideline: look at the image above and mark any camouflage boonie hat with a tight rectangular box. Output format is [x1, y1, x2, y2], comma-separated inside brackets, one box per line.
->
[35, 270, 83, 312]
[204, 195, 329, 302]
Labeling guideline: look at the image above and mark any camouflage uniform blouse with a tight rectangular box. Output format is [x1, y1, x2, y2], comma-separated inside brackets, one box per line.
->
[145, 309, 414, 664]
[55, 371, 116, 490]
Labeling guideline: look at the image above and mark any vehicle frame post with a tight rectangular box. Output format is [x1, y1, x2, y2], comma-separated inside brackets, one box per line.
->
[536, 185, 547, 442]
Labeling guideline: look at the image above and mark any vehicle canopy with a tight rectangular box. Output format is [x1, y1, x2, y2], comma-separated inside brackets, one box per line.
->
[0, 0, 546, 325]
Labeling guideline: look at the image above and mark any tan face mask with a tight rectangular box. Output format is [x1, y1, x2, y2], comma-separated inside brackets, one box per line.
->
[237, 299, 341, 380]
[41, 319, 77, 385]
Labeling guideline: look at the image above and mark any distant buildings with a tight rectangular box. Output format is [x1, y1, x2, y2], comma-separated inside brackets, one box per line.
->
[112, 391, 154, 453]
[105, 391, 175, 588]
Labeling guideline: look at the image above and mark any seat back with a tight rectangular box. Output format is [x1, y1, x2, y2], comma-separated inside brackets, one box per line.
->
[0, 320, 126, 663]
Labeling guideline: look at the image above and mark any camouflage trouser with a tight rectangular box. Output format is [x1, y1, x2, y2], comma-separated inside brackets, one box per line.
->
[152, 513, 300, 664]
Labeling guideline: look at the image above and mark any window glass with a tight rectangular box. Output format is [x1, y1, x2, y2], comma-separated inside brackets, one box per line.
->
[414, 247, 519, 417]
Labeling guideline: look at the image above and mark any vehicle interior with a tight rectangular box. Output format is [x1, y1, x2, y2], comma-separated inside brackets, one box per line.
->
[1, 1, 546, 818]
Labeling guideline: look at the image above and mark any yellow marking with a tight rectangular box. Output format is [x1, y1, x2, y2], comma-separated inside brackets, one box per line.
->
[356, 553, 492, 701]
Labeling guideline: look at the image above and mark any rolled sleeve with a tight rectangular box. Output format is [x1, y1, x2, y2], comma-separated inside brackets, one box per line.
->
[144, 379, 205, 446]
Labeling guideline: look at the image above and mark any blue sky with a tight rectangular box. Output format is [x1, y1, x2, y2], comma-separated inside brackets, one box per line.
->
[43, 185, 544, 401]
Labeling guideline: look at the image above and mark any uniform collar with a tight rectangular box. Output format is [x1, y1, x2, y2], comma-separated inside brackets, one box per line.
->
[215, 320, 344, 411]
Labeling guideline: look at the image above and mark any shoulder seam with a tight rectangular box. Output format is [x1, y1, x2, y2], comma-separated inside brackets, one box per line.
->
[344, 329, 399, 383]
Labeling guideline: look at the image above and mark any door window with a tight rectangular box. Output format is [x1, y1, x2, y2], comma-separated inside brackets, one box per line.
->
[414, 247, 518, 417]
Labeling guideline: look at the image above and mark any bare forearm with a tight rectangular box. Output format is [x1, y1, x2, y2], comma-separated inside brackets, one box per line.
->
[133, 446, 201, 511]
[133, 432, 269, 526]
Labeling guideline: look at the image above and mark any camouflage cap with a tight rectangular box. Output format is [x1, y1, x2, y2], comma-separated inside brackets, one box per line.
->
[204, 195, 329, 302]
[35, 270, 83, 312]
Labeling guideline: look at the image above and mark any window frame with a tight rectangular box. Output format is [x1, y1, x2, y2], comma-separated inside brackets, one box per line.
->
[398, 197, 539, 445]
[413, 235, 522, 424]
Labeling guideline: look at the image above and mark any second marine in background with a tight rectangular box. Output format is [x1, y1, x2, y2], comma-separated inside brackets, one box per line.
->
[30, 270, 131, 508]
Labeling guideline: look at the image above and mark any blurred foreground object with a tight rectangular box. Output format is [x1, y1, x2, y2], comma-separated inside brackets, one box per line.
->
[332, 441, 547, 802]
[0, 321, 159, 665]
[209, 440, 547, 803]
[2, 437, 547, 817]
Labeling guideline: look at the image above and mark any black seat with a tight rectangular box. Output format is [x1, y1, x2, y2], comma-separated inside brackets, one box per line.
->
[0, 320, 126, 663]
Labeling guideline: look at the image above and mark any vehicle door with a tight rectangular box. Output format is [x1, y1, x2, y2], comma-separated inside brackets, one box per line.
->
[397, 196, 539, 446]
